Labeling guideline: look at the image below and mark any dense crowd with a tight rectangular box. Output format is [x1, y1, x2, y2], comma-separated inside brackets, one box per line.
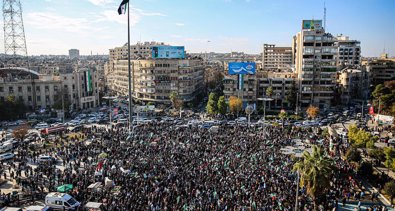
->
[0, 122, 388, 210]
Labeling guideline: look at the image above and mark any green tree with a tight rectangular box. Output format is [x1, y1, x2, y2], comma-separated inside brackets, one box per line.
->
[293, 145, 334, 209]
[265, 86, 273, 97]
[369, 148, 385, 163]
[384, 180, 395, 204]
[357, 162, 373, 177]
[384, 147, 395, 169]
[345, 147, 362, 163]
[217, 96, 227, 115]
[206, 92, 218, 115]
[285, 81, 298, 108]
[170, 91, 179, 109]
[278, 110, 288, 128]
[348, 124, 376, 148]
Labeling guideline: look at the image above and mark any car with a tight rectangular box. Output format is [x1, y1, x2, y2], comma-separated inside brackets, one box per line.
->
[235, 117, 247, 123]
[38, 155, 56, 164]
[388, 139, 395, 146]
[35, 122, 49, 130]
[0, 152, 14, 161]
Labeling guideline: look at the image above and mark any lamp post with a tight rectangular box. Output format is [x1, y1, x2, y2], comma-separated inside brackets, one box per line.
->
[103, 96, 117, 123]
[258, 97, 274, 121]
[245, 104, 254, 126]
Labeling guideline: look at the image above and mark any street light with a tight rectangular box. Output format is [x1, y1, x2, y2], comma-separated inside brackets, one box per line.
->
[102, 96, 117, 123]
[257, 97, 274, 121]
[245, 104, 254, 126]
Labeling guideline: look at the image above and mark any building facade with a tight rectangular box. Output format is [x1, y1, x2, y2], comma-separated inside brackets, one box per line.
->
[69, 49, 80, 59]
[108, 59, 205, 104]
[262, 44, 292, 72]
[293, 21, 338, 109]
[0, 68, 61, 109]
[337, 68, 370, 105]
[335, 35, 361, 68]
[365, 58, 395, 84]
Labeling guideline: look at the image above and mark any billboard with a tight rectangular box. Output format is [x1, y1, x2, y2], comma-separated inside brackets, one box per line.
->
[375, 114, 394, 125]
[228, 62, 256, 75]
[152, 46, 185, 59]
[302, 20, 323, 30]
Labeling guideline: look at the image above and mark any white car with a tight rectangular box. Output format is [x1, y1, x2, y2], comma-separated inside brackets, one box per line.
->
[38, 155, 56, 164]
[35, 122, 49, 130]
[235, 117, 247, 123]
[0, 152, 14, 161]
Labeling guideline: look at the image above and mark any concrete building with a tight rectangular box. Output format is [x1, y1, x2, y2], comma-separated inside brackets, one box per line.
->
[0, 67, 61, 109]
[337, 67, 370, 105]
[60, 69, 100, 110]
[109, 41, 167, 61]
[335, 35, 361, 68]
[293, 20, 337, 109]
[262, 44, 292, 72]
[365, 56, 395, 84]
[223, 71, 296, 109]
[108, 59, 204, 104]
[69, 49, 80, 59]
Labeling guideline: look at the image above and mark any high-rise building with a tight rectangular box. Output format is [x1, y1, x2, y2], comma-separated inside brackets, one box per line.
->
[108, 58, 204, 104]
[262, 44, 292, 72]
[293, 20, 337, 109]
[335, 35, 361, 68]
[365, 57, 395, 85]
[69, 49, 80, 59]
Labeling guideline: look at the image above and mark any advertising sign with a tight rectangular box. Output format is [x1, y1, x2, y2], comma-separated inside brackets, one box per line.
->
[375, 114, 394, 125]
[228, 62, 256, 75]
[302, 20, 323, 30]
[152, 46, 185, 59]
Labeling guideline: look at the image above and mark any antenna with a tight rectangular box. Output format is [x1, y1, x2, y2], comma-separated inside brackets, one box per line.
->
[324, 1, 327, 30]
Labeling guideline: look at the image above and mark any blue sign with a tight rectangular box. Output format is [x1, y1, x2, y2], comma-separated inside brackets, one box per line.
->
[152, 46, 185, 59]
[228, 62, 256, 75]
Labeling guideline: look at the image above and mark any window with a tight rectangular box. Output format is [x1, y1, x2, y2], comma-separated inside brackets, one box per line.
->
[9, 87, 14, 93]
[0, 87, 3, 92]
[45, 86, 49, 92]
[27, 86, 31, 92]
[28, 96, 32, 101]
[0, 96, 4, 102]
[54, 86, 58, 92]
[19, 96, 23, 101]
[18, 87, 22, 92]
[37, 96, 41, 101]
[46, 95, 50, 102]
[36, 86, 40, 92]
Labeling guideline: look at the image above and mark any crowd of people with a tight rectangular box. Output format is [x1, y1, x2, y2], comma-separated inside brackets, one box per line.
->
[0, 121, 389, 210]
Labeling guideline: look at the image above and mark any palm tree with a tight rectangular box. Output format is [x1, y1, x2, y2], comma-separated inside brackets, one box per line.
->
[293, 145, 334, 210]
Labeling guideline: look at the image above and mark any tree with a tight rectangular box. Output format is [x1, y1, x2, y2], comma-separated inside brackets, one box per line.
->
[306, 105, 319, 119]
[345, 147, 362, 163]
[13, 124, 29, 140]
[285, 81, 298, 109]
[229, 96, 242, 115]
[169, 91, 179, 109]
[384, 180, 395, 204]
[384, 147, 395, 169]
[217, 96, 227, 115]
[348, 124, 376, 148]
[265, 86, 273, 97]
[293, 145, 334, 209]
[357, 162, 373, 177]
[206, 92, 218, 115]
[369, 148, 385, 163]
[278, 110, 288, 128]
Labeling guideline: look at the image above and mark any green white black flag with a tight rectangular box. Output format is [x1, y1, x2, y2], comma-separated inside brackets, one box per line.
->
[118, 0, 129, 15]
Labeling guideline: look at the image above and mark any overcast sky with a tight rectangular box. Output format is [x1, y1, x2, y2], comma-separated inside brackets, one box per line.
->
[2, 0, 394, 56]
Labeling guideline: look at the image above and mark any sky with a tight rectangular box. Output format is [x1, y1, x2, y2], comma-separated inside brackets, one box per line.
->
[1, 0, 394, 56]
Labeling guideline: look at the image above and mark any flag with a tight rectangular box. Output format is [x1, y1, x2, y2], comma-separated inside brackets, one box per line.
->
[118, 0, 129, 15]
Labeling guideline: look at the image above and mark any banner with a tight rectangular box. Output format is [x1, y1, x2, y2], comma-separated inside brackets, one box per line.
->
[85, 70, 93, 93]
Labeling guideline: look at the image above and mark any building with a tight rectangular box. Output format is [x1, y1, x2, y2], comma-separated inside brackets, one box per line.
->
[337, 67, 370, 105]
[109, 58, 204, 104]
[335, 35, 361, 68]
[223, 71, 296, 110]
[109, 41, 167, 61]
[69, 49, 80, 59]
[293, 20, 338, 109]
[365, 54, 395, 84]
[0, 67, 61, 109]
[262, 44, 292, 72]
[60, 69, 101, 110]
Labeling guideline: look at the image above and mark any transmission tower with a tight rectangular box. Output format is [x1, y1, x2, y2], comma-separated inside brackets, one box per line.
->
[3, 0, 28, 57]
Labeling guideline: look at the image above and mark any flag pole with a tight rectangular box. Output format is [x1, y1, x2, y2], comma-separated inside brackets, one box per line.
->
[127, 2, 133, 133]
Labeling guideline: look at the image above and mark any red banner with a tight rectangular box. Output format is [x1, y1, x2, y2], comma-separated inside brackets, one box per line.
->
[113, 107, 118, 116]
[369, 106, 374, 115]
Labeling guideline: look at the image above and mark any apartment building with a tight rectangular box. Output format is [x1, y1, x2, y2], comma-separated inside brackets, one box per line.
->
[262, 44, 292, 72]
[0, 67, 61, 109]
[336, 35, 361, 68]
[69, 49, 80, 59]
[109, 59, 204, 104]
[365, 55, 395, 84]
[223, 71, 296, 109]
[337, 67, 370, 104]
[293, 20, 338, 109]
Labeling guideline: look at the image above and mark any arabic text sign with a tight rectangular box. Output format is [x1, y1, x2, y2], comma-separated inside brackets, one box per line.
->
[228, 62, 256, 75]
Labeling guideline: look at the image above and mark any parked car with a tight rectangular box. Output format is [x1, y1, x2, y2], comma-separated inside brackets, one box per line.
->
[0, 152, 14, 161]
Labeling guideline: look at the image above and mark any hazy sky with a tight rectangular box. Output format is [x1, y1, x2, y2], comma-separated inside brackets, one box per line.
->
[2, 0, 394, 56]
